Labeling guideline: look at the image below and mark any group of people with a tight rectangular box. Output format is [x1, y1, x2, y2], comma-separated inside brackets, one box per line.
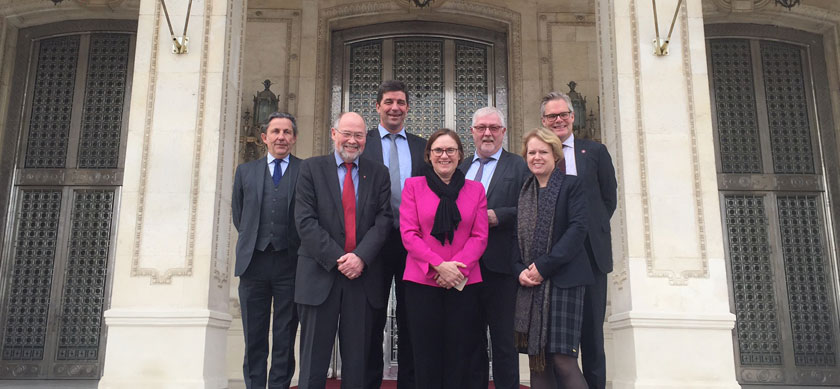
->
[231, 80, 617, 389]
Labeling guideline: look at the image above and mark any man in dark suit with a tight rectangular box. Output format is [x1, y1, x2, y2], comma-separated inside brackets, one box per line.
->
[361, 80, 425, 389]
[232, 112, 301, 389]
[541, 92, 618, 389]
[295, 111, 393, 389]
[459, 107, 529, 389]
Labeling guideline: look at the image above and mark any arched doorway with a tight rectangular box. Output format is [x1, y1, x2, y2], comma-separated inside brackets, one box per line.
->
[328, 20, 509, 380]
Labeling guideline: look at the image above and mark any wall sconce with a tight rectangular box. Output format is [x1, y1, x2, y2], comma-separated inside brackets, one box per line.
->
[775, 0, 800, 9]
[253, 80, 279, 126]
[160, 0, 192, 54]
[567, 81, 601, 142]
[651, 0, 684, 56]
[567, 81, 587, 132]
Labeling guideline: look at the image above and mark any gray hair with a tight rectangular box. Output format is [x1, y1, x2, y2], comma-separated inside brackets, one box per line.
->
[260, 112, 298, 136]
[332, 112, 366, 130]
[540, 91, 575, 116]
[471, 106, 506, 128]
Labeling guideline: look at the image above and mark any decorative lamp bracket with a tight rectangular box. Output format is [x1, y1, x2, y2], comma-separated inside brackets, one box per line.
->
[652, 0, 684, 56]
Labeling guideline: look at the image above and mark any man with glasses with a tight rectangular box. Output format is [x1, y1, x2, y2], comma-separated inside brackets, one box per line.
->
[540, 92, 617, 389]
[295, 112, 393, 389]
[460, 107, 529, 389]
[361, 80, 426, 389]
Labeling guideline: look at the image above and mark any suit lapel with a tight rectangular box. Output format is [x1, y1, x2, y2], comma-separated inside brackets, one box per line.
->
[574, 139, 586, 176]
[486, 150, 510, 199]
[254, 158, 267, 205]
[321, 156, 345, 227]
[364, 129, 384, 163]
[286, 155, 300, 211]
[355, 160, 372, 227]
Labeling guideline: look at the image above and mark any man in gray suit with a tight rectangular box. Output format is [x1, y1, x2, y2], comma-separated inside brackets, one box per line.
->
[459, 107, 529, 389]
[541, 92, 617, 389]
[295, 112, 393, 389]
[232, 112, 301, 389]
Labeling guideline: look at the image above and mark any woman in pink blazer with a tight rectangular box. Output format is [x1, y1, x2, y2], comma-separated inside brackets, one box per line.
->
[400, 128, 489, 389]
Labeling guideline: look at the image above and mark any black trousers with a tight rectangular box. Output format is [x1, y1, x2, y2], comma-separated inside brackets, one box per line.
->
[366, 231, 414, 389]
[581, 250, 608, 389]
[238, 248, 298, 389]
[405, 281, 481, 389]
[298, 274, 373, 389]
[468, 267, 520, 389]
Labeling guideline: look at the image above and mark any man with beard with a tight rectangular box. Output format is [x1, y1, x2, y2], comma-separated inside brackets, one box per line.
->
[232, 112, 301, 389]
[361, 80, 426, 389]
[540, 92, 617, 389]
[459, 107, 529, 389]
[295, 112, 393, 389]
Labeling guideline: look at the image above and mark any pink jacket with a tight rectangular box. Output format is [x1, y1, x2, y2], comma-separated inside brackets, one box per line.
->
[400, 176, 489, 287]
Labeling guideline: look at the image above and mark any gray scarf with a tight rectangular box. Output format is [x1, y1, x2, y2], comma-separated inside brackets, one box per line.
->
[514, 167, 564, 372]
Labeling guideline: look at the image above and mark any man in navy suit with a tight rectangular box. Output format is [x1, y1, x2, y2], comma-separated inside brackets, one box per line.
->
[362, 80, 426, 389]
[459, 107, 529, 389]
[541, 92, 618, 389]
[232, 112, 301, 389]
[295, 112, 393, 389]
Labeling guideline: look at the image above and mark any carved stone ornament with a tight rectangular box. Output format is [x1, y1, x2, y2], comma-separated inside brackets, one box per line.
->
[393, 0, 448, 9]
[75, 0, 126, 7]
[712, 0, 772, 12]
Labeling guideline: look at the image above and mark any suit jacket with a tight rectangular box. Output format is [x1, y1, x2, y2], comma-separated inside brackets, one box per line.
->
[514, 174, 593, 288]
[361, 128, 427, 178]
[294, 154, 393, 308]
[458, 150, 529, 275]
[232, 155, 301, 277]
[400, 177, 488, 286]
[573, 138, 618, 274]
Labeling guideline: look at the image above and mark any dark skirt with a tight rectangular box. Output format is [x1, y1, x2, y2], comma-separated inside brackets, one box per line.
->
[547, 284, 585, 356]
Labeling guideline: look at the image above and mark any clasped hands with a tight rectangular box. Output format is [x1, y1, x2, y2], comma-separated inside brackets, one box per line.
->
[337, 253, 364, 279]
[518, 263, 544, 287]
[433, 261, 466, 289]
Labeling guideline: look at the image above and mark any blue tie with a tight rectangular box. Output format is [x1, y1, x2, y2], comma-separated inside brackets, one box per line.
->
[273, 159, 283, 186]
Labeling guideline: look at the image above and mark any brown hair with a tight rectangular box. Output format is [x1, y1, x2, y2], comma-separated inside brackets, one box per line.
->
[424, 128, 465, 165]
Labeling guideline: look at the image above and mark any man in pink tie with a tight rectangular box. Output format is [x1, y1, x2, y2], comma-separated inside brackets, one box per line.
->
[294, 112, 393, 389]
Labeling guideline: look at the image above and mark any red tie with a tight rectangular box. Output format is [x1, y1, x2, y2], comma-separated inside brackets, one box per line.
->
[342, 162, 356, 253]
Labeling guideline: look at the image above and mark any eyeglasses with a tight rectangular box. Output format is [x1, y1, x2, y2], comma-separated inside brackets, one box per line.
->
[430, 148, 459, 156]
[472, 125, 503, 133]
[336, 130, 365, 140]
[542, 111, 572, 121]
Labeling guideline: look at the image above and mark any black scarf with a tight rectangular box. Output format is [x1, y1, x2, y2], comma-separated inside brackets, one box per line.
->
[423, 164, 465, 245]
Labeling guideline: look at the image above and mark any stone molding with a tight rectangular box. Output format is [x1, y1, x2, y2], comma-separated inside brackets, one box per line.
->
[103, 308, 233, 329]
[626, 0, 710, 285]
[313, 0, 522, 153]
[130, 0, 212, 284]
[610, 311, 736, 330]
[245, 8, 302, 115]
[0, 0, 139, 27]
[537, 12, 596, 94]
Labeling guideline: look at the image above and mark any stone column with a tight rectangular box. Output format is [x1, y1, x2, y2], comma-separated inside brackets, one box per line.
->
[99, 0, 245, 387]
[596, 0, 739, 387]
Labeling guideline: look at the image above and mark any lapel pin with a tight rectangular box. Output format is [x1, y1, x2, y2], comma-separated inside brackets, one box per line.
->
[581, 149, 587, 154]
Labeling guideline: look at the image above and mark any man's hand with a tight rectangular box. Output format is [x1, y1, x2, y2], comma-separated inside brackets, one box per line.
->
[487, 209, 499, 227]
[337, 253, 365, 279]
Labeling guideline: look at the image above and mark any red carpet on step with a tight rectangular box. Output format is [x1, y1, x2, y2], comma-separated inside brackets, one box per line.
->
[292, 380, 530, 388]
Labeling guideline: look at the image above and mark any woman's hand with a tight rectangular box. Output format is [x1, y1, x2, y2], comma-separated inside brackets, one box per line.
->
[433, 261, 466, 289]
[526, 263, 544, 283]
[518, 268, 541, 287]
